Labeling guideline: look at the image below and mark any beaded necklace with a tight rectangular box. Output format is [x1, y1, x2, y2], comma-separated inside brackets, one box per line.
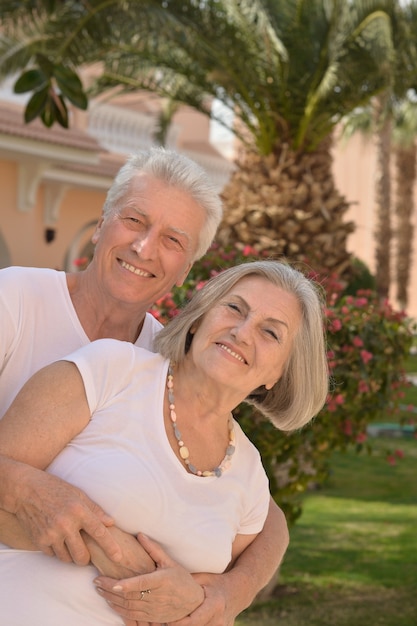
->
[167, 364, 236, 477]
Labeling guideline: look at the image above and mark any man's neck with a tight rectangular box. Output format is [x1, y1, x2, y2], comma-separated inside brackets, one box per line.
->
[66, 272, 146, 343]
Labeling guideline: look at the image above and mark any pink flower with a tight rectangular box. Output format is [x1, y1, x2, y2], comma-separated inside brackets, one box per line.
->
[387, 455, 396, 466]
[352, 336, 364, 347]
[394, 449, 404, 459]
[242, 245, 257, 256]
[355, 297, 369, 308]
[342, 419, 352, 436]
[360, 350, 373, 365]
[326, 393, 344, 412]
[335, 394, 345, 405]
[356, 432, 367, 443]
[73, 256, 89, 267]
[149, 309, 161, 321]
[330, 319, 342, 332]
[358, 380, 370, 393]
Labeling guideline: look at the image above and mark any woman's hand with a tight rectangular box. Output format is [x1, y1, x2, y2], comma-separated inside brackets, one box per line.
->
[93, 533, 204, 624]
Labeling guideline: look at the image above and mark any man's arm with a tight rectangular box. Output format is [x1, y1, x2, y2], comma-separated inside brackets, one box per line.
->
[191, 498, 289, 625]
[0, 455, 123, 563]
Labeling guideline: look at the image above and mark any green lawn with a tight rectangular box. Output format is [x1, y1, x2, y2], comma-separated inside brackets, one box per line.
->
[236, 438, 417, 626]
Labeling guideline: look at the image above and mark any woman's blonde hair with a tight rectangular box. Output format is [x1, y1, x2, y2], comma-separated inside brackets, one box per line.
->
[155, 260, 329, 431]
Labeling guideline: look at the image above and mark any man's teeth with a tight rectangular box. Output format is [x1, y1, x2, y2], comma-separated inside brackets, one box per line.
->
[218, 344, 245, 363]
[121, 261, 151, 277]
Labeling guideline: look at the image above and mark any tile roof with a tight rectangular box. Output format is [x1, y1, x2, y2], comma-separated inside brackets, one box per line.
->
[0, 102, 100, 152]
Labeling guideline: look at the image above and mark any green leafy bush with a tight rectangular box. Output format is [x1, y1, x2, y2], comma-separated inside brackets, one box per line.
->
[150, 245, 415, 524]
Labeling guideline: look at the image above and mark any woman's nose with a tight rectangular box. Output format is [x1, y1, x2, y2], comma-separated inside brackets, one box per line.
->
[230, 319, 252, 343]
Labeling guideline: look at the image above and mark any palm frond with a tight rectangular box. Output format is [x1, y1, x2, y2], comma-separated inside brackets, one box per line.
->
[0, 0, 399, 150]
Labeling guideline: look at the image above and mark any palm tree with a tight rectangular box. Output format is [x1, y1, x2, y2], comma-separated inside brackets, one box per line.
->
[337, 1, 417, 306]
[0, 0, 397, 280]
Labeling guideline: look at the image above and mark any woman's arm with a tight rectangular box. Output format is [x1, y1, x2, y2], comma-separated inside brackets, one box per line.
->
[0, 361, 122, 564]
[0, 360, 91, 467]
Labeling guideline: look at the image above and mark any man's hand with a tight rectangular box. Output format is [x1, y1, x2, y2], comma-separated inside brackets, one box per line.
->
[12, 466, 123, 565]
[85, 526, 156, 578]
[93, 533, 204, 624]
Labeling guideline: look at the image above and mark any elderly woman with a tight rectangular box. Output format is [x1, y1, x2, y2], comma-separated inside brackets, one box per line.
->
[0, 260, 328, 626]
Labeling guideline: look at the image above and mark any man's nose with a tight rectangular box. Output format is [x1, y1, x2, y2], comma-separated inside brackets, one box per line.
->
[131, 229, 157, 259]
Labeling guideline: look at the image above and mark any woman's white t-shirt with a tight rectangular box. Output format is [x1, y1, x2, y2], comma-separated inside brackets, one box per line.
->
[0, 339, 270, 626]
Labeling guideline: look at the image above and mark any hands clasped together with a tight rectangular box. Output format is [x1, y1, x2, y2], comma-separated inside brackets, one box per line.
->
[12, 469, 233, 626]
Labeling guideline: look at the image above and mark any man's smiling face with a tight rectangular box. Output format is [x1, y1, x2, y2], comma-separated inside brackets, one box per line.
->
[91, 173, 206, 308]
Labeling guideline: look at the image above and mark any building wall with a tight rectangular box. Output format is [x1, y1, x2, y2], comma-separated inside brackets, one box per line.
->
[0, 157, 106, 270]
[333, 131, 417, 319]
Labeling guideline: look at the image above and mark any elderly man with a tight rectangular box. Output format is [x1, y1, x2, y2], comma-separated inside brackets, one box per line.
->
[0, 147, 288, 626]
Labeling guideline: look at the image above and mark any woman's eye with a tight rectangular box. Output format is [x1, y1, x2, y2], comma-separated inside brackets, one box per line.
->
[227, 303, 241, 313]
[265, 329, 279, 341]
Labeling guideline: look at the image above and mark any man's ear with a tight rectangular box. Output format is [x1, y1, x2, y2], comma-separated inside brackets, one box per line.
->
[91, 217, 104, 244]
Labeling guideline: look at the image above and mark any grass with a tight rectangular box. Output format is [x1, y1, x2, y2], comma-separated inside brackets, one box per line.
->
[236, 437, 417, 626]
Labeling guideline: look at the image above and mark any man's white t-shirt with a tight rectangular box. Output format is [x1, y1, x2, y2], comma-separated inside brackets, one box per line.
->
[0, 266, 162, 414]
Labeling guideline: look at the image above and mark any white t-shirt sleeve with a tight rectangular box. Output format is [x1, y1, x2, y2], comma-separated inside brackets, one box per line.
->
[135, 313, 163, 352]
[62, 338, 140, 414]
[236, 436, 270, 535]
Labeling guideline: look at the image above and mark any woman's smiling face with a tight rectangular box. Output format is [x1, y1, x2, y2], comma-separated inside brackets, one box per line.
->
[188, 275, 302, 395]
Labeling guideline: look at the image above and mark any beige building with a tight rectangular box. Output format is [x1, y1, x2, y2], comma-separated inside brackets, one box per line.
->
[0, 82, 416, 319]
[333, 132, 417, 319]
[0, 84, 233, 273]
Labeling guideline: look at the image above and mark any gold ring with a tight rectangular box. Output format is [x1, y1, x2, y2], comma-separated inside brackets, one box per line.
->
[140, 589, 151, 601]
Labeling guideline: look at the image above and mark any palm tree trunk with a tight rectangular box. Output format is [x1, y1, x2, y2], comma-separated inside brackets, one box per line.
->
[374, 94, 392, 299]
[394, 143, 416, 310]
[217, 136, 354, 280]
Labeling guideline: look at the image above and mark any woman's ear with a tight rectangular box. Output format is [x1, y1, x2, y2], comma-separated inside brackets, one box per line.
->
[265, 381, 276, 391]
